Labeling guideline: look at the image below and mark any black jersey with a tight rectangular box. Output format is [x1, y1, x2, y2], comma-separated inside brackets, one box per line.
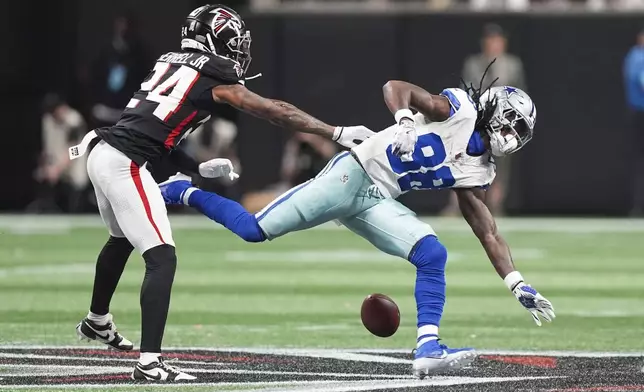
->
[95, 50, 242, 165]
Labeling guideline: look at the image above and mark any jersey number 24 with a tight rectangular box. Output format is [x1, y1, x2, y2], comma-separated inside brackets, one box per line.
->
[387, 133, 456, 191]
[139, 62, 200, 122]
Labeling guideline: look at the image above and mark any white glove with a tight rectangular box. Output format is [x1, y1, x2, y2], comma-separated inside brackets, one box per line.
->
[391, 117, 417, 159]
[333, 125, 375, 149]
[506, 272, 556, 326]
[198, 158, 239, 181]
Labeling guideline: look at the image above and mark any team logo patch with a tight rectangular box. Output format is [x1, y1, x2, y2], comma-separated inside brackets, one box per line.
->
[0, 347, 642, 391]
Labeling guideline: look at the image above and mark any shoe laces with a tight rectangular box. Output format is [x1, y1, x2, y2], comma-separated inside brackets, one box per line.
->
[435, 338, 449, 350]
[158, 356, 181, 375]
[412, 338, 447, 355]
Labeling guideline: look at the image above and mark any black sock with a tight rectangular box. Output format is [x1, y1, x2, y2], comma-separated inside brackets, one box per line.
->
[140, 244, 177, 353]
[89, 236, 134, 315]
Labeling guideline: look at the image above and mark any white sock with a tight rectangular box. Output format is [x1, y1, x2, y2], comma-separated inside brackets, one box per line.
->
[182, 187, 198, 205]
[417, 324, 439, 348]
[87, 312, 110, 326]
[139, 352, 161, 365]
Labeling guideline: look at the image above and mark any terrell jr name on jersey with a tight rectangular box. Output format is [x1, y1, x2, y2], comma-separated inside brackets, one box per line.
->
[96, 51, 242, 166]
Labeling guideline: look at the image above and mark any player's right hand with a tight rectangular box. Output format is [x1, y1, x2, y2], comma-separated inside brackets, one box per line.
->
[391, 119, 417, 158]
[333, 125, 375, 149]
[511, 281, 556, 326]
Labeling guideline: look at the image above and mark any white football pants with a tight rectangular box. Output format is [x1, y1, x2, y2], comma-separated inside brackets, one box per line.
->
[87, 140, 175, 254]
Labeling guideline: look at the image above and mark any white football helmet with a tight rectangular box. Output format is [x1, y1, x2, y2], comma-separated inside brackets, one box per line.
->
[479, 86, 536, 157]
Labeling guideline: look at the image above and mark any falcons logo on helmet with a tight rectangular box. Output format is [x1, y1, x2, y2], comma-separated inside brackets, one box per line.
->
[210, 8, 242, 37]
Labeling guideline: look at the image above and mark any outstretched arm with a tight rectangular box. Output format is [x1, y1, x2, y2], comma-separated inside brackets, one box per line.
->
[212, 84, 373, 148]
[213, 84, 334, 137]
[455, 187, 556, 326]
[382, 80, 451, 122]
[455, 187, 514, 278]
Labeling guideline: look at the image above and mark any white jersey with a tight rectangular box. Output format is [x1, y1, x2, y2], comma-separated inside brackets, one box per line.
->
[352, 88, 496, 199]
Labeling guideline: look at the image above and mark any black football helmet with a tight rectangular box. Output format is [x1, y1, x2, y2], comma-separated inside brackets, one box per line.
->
[181, 4, 252, 77]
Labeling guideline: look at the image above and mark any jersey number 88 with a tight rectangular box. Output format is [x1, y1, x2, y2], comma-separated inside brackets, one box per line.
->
[387, 133, 456, 191]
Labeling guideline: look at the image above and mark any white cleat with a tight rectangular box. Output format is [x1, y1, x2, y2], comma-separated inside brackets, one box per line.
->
[132, 357, 196, 382]
[158, 172, 192, 187]
[412, 340, 477, 379]
[159, 172, 195, 205]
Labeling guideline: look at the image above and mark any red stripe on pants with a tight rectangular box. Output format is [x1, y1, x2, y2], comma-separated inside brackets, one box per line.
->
[130, 162, 165, 244]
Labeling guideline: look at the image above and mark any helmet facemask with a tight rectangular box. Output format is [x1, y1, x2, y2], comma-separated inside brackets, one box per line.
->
[482, 89, 535, 157]
[225, 30, 252, 76]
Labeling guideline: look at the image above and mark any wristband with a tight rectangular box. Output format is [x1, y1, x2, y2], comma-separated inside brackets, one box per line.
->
[504, 271, 524, 290]
[394, 109, 414, 124]
[333, 126, 343, 141]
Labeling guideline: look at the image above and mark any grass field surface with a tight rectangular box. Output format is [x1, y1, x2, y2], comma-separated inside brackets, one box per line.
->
[0, 215, 643, 391]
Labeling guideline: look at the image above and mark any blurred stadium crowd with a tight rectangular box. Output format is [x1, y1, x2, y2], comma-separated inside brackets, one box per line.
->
[30, 1, 644, 217]
[253, 0, 644, 11]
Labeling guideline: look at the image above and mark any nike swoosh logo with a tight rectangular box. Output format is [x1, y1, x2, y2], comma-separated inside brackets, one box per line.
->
[425, 350, 448, 359]
[139, 367, 163, 381]
[417, 350, 449, 360]
[85, 323, 111, 340]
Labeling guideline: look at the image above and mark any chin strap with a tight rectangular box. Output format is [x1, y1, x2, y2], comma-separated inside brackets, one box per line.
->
[245, 72, 262, 81]
[239, 72, 262, 86]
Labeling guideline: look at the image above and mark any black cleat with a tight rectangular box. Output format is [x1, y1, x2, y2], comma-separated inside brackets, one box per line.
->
[76, 314, 134, 351]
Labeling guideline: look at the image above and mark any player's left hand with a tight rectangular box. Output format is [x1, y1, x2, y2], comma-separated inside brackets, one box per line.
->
[199, 158, 239, 181]
[333, 126, 375, 149]
[511, 282, 556, 326]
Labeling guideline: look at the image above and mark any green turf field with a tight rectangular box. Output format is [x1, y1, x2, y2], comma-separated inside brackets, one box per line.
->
[0, 215, 642, 351]
[0, 216, 643, 391]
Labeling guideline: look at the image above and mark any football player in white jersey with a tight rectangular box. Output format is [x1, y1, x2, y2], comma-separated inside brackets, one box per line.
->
[159, 78, 555, 378]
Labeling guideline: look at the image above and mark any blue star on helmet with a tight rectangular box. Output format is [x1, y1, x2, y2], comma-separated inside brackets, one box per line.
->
[504, 86, 519, 95]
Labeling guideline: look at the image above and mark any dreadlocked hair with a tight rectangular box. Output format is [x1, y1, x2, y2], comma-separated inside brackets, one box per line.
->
[460, 58, 499, 132]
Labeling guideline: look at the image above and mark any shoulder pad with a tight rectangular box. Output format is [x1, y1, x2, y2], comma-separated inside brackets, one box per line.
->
[440, 88, 477, 119]
[199, 53, 243, 84]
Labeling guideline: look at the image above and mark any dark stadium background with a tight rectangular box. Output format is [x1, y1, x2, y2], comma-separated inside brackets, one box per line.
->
[2, 0, 640, 215]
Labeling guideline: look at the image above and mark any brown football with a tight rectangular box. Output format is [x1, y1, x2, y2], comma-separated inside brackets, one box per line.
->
[360, 293, 400, 338]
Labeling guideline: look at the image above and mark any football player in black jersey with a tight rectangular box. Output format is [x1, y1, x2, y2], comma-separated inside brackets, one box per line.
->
[71, 4, 374, 382]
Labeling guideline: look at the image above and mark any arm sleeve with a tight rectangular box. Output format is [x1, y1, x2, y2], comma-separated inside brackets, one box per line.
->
[168, 146, 200, 175]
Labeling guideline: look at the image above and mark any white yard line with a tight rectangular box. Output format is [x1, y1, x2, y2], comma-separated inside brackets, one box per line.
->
[254, 377, 560, 392]
[0, 346, 642, 358]
[0, 364, 130, 376]
[223, 248, 545, 263]
[0, 353, 225, 367]
[224, 250, 398, 262]
[0, 263, 93, 278]
[0, 361, 411, 380]
[0, 376, 559, 390]
[3, 215, 644, 233]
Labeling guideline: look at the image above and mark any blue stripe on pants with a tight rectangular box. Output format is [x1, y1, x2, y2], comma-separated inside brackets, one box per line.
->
[316, 151, 349, 178]
[255, 181, 311, 222]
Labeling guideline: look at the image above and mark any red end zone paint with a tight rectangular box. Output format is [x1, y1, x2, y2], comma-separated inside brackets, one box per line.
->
[548, 386, 644, 392]
[480, 355, 558, 368]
